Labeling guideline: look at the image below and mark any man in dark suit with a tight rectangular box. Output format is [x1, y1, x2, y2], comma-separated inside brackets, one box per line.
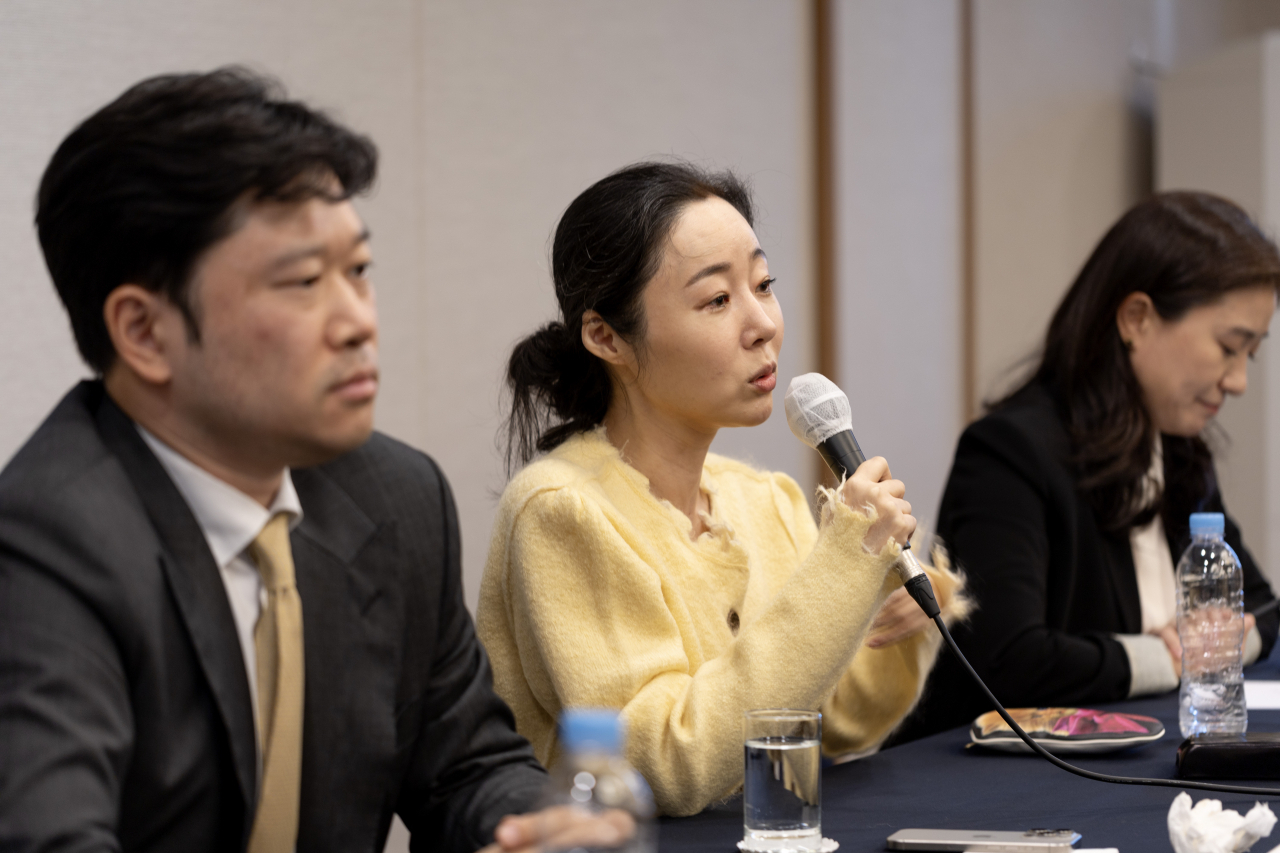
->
[0, 68, 614, 853]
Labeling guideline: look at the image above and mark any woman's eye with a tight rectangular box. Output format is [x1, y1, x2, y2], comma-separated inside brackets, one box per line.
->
[758, 276, 777, 294]
[351, 262, 372, 279]
[708, 294, 730, 309]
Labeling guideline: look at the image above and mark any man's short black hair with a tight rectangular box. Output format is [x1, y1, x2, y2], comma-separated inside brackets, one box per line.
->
[35, 66, 378, 374]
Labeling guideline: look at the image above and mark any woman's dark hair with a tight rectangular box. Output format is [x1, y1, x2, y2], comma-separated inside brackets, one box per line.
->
[504, 161, 753, 472]
[1004, 191, 1280, 535]
[36, 66, 377, 374]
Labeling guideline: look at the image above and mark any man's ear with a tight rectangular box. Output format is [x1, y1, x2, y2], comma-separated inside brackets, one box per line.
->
[103, 284, 182, 385]
[581, 310, 634, 367]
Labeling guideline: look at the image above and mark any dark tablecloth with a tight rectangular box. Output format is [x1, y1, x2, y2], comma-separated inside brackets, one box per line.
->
[659, 646, 1280, 853]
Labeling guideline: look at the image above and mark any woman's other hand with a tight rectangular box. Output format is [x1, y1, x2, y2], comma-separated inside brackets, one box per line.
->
[1153, 613, 1257, 681]
[866, 586, 932, 648]
[1151, 621, 1182, 680]
[839, 456, 916, 553]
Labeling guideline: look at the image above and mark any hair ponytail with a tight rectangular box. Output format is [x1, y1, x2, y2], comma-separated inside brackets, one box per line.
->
[502, 161, 754, 474]
[504, 320, 614, 473]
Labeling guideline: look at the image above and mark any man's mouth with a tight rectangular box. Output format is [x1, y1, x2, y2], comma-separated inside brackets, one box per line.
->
[332, 368, 379, 402]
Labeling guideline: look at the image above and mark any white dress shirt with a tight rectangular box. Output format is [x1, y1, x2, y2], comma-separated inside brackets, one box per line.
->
[1131, 436, 1178, 634]
[1116, 434, 1261, 697]
[138, 427, 303, 731]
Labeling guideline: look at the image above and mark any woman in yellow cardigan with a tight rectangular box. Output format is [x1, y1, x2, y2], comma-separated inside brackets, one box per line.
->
[476, 162, 968, 817]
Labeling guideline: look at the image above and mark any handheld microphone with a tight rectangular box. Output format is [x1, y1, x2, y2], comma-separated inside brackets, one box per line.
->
[783, 371, 1280, 797]
[784, 373, 938, 618]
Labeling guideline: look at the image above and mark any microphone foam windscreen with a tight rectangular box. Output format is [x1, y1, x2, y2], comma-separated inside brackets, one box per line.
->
[784, 373, 853, 449]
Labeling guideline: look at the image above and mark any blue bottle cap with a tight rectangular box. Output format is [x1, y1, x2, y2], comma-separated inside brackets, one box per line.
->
[1189, 512, 1225, 538]
[560, 708, 623, 754]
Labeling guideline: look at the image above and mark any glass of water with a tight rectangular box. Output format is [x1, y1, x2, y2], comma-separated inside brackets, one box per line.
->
[743, 709, 823, 852]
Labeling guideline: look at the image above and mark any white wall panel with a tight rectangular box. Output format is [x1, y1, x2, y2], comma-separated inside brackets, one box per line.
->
[832, 0, 962, 536]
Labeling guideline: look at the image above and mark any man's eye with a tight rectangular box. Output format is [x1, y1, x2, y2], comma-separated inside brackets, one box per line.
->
[352, 262, 372, 278]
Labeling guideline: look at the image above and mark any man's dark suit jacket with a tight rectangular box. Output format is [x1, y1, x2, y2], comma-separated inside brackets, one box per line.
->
[0, 381, 545, 852]
[894, 381, 1280, 743]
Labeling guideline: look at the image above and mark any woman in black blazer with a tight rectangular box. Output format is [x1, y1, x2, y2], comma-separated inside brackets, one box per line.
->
[897, 192, 1280, 742]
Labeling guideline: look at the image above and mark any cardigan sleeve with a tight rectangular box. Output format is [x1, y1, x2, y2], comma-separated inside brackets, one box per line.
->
[764, 473, 971, 755]
[821, 556, 968, 754]
[498, 485, 901, 817]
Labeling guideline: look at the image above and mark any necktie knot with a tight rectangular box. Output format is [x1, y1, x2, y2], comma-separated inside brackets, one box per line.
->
[250, 513, 295, 591]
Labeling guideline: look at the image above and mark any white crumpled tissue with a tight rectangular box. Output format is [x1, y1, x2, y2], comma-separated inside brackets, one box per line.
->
[1168, 792, 1279, 853]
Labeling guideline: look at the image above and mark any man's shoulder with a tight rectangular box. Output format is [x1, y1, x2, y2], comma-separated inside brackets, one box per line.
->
[300, 431, 449, 518]
[0, 381, 119, 508]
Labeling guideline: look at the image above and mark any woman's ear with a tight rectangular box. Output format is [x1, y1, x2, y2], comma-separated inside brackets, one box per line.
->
[1116, 291, 1157, 350]
[581, 310, 635, 368]
[103, 284, 181, 385]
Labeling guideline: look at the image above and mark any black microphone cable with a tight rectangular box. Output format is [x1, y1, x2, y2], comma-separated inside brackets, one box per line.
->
[901, 579, 1280, 797]
[782, 372, 1280, 796]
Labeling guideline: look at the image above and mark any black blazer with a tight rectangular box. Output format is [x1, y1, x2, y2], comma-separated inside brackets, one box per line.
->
[0, 382, 545, 852]
[895, 382, 1279, 742]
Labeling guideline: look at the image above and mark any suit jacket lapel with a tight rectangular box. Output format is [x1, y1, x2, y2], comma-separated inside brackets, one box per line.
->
[92, 389, 258, 817]
[289, 466, 393, 850]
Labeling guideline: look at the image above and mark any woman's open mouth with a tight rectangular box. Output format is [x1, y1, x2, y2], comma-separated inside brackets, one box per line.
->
[750, 364, 777, 392]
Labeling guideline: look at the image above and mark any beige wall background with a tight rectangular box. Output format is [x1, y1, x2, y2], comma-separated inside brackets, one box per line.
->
[832, 0, 962, 538]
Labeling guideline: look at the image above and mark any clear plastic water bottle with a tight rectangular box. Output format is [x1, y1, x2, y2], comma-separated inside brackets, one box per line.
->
[1177, 512, 1248, 737]
[537, 709, 656, 853]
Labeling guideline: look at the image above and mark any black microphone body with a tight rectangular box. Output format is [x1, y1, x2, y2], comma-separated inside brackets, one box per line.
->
[816, 430, 866, 480]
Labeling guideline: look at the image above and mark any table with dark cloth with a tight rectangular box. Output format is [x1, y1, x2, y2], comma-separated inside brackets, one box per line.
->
[659, 646, 1280, 853]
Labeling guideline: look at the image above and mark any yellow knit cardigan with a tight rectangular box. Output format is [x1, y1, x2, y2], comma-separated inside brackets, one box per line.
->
[476, 429, 966, 816]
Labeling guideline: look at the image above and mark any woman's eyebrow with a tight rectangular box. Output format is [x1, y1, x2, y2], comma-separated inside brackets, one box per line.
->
[685, 262, 730, 287]
[1227, 326, 1267, 342]
[683, 248, 768, 288]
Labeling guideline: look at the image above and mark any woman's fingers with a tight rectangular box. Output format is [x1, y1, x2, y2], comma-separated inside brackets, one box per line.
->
[1150, 622, 1182, 680]
[490, 806, 636, 853]
[854, 456, 891, 482]
[840, 456, 916, 551]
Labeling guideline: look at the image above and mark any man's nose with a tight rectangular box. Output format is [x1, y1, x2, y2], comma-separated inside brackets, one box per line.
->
[329, 275, 377, 348]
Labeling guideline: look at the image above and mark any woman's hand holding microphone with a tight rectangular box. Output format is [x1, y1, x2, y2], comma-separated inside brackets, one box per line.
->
[839, 457, 933, 648]
[839, 456, 916, 554]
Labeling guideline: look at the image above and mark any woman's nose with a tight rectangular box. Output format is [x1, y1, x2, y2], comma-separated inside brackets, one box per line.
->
[743, 295, 778, 347]
[1222, 357, 1249, 396]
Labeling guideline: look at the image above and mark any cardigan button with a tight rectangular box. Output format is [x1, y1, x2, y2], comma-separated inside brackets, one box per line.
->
[727, 609, 740, 634]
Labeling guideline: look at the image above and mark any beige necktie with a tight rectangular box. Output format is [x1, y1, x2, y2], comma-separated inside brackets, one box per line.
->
[247, 513, 304, 853]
